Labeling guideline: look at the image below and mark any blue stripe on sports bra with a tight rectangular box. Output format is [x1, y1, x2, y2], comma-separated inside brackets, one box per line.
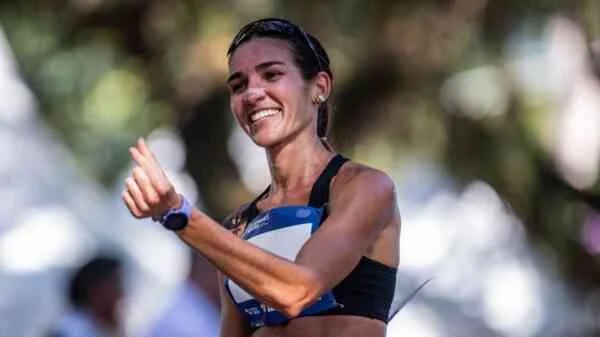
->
[223, 154, 398, 328]
[224, 205, 341, 328]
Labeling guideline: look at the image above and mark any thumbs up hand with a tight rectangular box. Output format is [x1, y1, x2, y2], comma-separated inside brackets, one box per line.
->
[122, 138, 181, 219]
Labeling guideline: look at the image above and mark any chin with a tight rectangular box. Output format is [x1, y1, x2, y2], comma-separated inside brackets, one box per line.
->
[251, 136, 279, 148]
[249, 130, 285, 148]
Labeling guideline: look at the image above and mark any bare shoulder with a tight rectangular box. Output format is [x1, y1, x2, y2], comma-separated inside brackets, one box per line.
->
[328, 160, 398, 223]
[333, 161, 396, 198]
[332, 161, 400, 266]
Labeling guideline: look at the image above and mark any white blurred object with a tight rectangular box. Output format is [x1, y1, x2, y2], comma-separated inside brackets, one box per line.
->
[227, 125, 270, 193]
[0, 206, 95, 273]
[397, 172, 550, 336]
[143, 281, 220, 337]
[504, 16, 600, 190]
[440, 66, 510, 119]
[0, 24, 113, 337]
[553, 76, 600, 189]
[455, 181, 522, 251]
[400, 191, 455, 273]
[546, 17, 589, 99]
[0, 24, 197, 337]
[481, 261, 545, 337]
[147, 128, 187, 172]
[0, 27, 36, 126]
[387, 303, 446, 337]
[547, 17, 600, 189]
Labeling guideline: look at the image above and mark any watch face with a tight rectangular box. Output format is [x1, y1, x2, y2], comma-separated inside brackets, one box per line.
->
[164, 213, 188, 231]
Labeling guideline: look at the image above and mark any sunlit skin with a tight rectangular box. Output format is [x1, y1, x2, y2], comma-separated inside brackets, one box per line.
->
[227, 38, 334, 185]
[122, 37, 400, 337]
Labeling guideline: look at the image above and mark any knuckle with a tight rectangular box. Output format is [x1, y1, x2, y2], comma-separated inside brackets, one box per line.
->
[147, 195, 160, 206]
[131, 170, 140, 181]
[156, 186, 170, 197]
[133, 167, 145, 179]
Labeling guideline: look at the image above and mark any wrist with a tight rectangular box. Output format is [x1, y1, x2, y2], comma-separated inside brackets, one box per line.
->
[167, 191, 182, 209]
[156, 194, 193, 231]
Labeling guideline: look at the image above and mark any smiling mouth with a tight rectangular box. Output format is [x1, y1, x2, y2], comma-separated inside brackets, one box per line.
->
[249, 108, 281, 124]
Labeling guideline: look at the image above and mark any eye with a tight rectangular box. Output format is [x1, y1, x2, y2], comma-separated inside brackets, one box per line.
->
[264, 70, 283, 81]
[229, 81, 246, 94]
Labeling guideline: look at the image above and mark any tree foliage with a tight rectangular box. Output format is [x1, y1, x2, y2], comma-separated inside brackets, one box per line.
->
[2, 0, 599, 303]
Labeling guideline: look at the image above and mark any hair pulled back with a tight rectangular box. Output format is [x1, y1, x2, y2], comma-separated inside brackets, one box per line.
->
[227, 18, 333, 143]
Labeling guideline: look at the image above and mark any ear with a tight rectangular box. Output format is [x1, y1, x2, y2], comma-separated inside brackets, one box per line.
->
[312, 71, 332, 103]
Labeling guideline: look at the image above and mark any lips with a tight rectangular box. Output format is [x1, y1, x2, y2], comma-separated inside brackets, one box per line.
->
[249, 108, 281, 124]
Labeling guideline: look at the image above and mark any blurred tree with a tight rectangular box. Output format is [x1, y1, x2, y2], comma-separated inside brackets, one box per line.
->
[1, 0, 598, 315]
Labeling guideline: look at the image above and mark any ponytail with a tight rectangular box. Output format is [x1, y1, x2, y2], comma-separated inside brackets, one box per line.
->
[317, 103, 332, 150]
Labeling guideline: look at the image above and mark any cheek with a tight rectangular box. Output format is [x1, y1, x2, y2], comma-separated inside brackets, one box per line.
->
[276, 80, 306, 111]
[293, 86, 314, 117]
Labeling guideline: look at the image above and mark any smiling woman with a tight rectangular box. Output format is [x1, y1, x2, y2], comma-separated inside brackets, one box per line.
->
[122, 18, 400, 337]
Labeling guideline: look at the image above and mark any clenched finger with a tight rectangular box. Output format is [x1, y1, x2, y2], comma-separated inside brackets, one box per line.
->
[130, 146, 157, 174]
[136, 138, 158, 163]
[132, 166, 160, 205]
[130, 146, 169, 193]
[122, 190, 144, 218]
[125, 177, 151, 214]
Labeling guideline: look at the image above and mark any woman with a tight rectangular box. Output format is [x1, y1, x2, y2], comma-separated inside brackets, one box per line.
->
[122, 18, 400, 337]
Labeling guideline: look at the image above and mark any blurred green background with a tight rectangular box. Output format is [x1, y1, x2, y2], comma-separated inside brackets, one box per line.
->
[0, 0, 599, 336]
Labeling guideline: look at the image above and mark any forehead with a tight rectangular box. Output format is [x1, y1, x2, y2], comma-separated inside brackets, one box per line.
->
[228, 37, 295, 73]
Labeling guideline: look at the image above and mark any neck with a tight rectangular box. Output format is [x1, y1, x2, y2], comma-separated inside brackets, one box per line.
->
[265, 132, 333, 196]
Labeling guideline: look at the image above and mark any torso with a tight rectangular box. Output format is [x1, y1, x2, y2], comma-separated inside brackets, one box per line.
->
[252, 315, 387, 337]
[228, 159, 400, 337]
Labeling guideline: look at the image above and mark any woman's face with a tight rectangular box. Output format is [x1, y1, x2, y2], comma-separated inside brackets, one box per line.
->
[227, 37, 317, 147]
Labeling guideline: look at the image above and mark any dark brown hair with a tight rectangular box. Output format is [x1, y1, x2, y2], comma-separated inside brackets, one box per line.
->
[228, 18, 333, 143]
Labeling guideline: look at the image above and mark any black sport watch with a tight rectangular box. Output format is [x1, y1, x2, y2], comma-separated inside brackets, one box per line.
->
[156, 195, 193, 231]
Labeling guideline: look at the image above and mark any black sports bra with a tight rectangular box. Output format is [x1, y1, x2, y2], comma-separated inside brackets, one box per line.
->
[225, 154, 397, 328]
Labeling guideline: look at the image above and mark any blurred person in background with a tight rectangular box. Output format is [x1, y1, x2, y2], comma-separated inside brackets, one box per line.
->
[122, 17, 400, 337]
[144, 250, 220, 337]
[50, 255, 125, 337]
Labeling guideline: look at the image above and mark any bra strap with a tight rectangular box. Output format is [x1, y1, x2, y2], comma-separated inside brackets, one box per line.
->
[308, 154, 349, 208]
[244, 186, 270, 223]
[245, 154, 349, 222]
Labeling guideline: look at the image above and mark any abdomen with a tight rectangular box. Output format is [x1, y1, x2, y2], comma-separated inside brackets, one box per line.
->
[252, 315, 387, 337]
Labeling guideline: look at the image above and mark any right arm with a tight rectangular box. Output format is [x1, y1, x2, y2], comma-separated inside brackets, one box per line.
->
[123, 139, 394, 318]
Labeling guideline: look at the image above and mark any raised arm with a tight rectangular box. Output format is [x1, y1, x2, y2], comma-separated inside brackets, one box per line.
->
[122, 138, 398, 318]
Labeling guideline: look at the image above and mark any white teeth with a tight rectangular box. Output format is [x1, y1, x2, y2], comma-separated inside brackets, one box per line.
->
[250, 109, 280, 122]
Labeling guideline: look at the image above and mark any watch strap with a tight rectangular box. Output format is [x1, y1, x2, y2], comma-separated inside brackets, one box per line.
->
[157, 194, 193, 230]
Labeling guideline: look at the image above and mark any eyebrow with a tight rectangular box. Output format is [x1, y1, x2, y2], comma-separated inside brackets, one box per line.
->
[227, 61, 285, 84]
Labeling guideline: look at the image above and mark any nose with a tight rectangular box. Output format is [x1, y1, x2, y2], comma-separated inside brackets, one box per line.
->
[243, 87, 266, 105]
